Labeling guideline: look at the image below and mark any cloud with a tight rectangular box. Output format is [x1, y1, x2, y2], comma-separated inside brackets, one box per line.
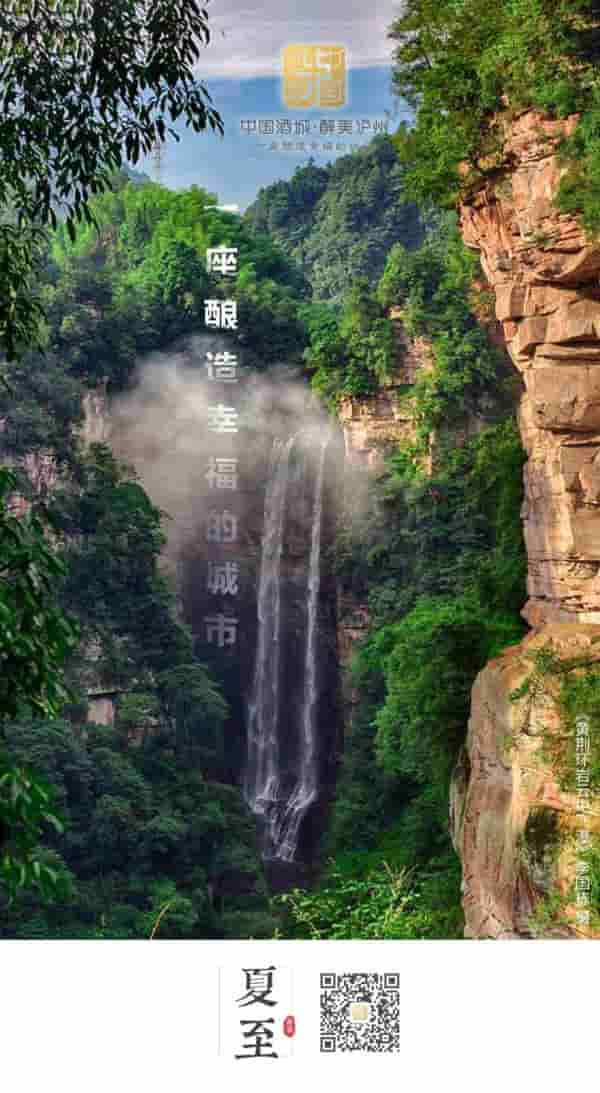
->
[195, 0, 403, 78]
[107, 337, 332, 561]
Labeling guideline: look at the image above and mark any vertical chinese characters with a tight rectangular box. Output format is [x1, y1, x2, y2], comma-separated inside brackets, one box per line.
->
[576, 716, 592, 928]
[203, 240, 241, 649]
[235, 967, 279, 1059]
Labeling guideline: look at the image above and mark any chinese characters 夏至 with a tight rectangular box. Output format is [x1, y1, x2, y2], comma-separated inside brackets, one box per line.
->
[234, 967, 279, 1060]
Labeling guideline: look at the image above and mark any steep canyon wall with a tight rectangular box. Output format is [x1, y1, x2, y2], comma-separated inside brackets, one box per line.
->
[454, 110, 600, 937]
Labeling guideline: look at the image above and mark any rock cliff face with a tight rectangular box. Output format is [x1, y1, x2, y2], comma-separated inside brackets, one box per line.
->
[81, 381, 110, 447]
[455, 109, 600, 936]
[338, 309, 432, 471]
[2, 449, 58, 518]
[451, 625, 600, 938]
[335, 310, 433, 682]
[459, 109, 600, 627]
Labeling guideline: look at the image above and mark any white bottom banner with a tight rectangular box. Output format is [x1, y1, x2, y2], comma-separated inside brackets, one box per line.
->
[1, 940, 596, 1090]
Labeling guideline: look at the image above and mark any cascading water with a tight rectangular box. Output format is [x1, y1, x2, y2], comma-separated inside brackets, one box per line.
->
[243, 436, 294, 853]
[277, 432, 329, 862]
[244, 429, 329, 862]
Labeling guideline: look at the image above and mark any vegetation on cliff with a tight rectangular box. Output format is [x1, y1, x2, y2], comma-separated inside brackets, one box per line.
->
[0, 430, 272, 937]
[275, 216, 527, 939]
[0, 173, 313, 936]
[1, 123, 527, 939]
[301, 279, 396, 406]
[244, 135, 424, 301]
[383, 1, 600, 938]
[297, 412, 527, 939]
[509, 641, 600, 930]
[0, 466, 79, 903]
[389, 1, 600, 232]
[377, 221, 516, 445]
[0, 713, 274, 940]
[300, 213, 517, 418]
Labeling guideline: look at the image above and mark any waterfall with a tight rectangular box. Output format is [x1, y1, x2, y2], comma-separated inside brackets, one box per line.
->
[244, 429, 329, 862]
[243, 437, 294, 851]
[277, 432, 328, 862]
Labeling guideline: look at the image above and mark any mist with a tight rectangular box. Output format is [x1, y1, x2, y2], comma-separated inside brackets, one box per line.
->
[106, 333, 334, 561]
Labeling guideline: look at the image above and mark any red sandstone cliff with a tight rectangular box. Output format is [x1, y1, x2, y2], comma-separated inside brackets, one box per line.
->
[460, 110, 600, 626]
[335, 309, 434, 687]
[453, 109, 600, 937]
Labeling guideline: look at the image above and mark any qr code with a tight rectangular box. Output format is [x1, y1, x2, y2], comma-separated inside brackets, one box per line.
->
[320, 972, 400, 1052]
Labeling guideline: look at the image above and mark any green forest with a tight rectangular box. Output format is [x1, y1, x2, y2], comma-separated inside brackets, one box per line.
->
[0, 147, 527, 939]
[0, 173, 311, 938]
[3, 0, 600, 940]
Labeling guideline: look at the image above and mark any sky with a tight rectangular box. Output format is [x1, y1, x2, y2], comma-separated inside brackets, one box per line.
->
[133, 0, 411, 211]
[191, 0, 404, 78]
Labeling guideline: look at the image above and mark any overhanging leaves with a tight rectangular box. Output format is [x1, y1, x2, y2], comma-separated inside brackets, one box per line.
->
[0, 0, 223, 361]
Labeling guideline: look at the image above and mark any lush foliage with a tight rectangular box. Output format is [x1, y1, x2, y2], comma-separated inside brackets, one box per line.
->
[0, 466, 79, 902]
[245, 136, 423, 301]
[302, 216, 516, 422]
[509, 642, 600, 795]
[327, 413, 526, 868]
[276, 852, 463, 939]
[389, 1, 600, 232]
[374, 597, 522, 788]
[40, 173, 309, 392]
[0, 468, 79, 721]
[301, 279, 396, 406]
[0, 439, 273, 933]
[341, 416, 527, 617]
[1, 128, 530, 939]
[379, 218, 516, 444]
[0, 717, 272, 939]
[278, 213, 528, 940]
[0, 0, 223, 362]
[0, 425, 274, 933]
[508, 642, 600, 931]
[50, 442, 194, 691]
